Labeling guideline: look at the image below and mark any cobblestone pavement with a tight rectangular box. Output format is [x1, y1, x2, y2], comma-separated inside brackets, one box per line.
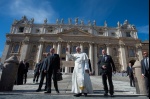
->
[0, 71, 148, 99]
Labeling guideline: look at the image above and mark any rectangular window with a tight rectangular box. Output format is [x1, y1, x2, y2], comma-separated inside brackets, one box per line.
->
[19, 27, 24, 32]
[99, 32, 103, 35]
[126, 32, 131, 37]
[111, 32, 116, 36]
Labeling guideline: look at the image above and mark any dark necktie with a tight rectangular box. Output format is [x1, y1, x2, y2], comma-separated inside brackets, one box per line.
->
[130, 66, 133, 72]
[145, 57, 149, 70]
[102, 55, 105, 62]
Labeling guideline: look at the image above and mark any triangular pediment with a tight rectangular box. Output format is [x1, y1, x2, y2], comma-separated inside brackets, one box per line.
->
[57, 28, 94, 37]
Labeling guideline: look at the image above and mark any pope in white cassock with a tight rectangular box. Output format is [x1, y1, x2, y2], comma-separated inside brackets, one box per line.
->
[66, 46, 93, 97]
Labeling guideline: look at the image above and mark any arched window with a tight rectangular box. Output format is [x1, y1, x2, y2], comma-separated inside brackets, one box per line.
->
[13, 44, 19, 53]
[129, 48, 135, 57]
[62, 46, 66, 54]
[84, 47, 89, 56]
[45, 45, 51, 53]
[32, 45, 37, 53]
[72, 46, 77, 54]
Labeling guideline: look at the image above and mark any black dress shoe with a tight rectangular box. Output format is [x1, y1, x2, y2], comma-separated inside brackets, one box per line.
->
[74, 93, 82, 97]
[36, 89, 41, 92]
[110, 94, 114, 97]
[56, 90, 60, 93]
[84, 93, 87, 97]
[104, 93, 108, 96]
[45, 91, 51, 93]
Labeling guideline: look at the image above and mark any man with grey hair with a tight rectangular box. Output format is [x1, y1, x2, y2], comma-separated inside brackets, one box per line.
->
[66, 46, 93, 97]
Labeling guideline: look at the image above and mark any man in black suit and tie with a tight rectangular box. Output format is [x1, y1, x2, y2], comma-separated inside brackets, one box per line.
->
[141, 51, 149, 97]
[44, 48, 60, 93]
[126, 62, 135, 87]
[97, 49, 116, 97]
[36, 53, 50, 92]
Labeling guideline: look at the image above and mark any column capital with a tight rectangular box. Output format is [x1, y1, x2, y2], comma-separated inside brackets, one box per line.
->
[89, 42, 94, 45]
[120, 44, 125, 48]
[135, 44, 142, 49]
[105, 43, 112, 47]
[39, 41, 44, 44]
[22, 40, 30, 44]
[66, 42, 71, 45]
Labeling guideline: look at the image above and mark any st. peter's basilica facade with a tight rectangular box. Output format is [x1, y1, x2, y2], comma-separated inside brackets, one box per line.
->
[1, 16, 143, 75]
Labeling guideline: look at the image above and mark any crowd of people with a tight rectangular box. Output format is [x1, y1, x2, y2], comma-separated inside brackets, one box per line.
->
[15, 47, 149, 97]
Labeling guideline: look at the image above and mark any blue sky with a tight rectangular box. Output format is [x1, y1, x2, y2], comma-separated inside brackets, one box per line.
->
[0, 0, 149, 57]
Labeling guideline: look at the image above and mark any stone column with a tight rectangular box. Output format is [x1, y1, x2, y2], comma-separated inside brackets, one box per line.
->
[57, 42, 61, 55]
[11, 27, 15, 34]
[0, 55, 19, 91]
[20, 41, 29, 61]
[136, 45, 143, 61]
[65, 43, 70, 74]
[42, 26, 46, 34]
[117, 28, 122, 37]
[1, 41, 12, 64]
[106, 44, 111, 55]
[29, 27, 32, 33]
[89, 43, 94, 73]
[119, 44, 127, 71]
[135, 32, 138, 39]
[94, 44, 98, 75]
[132, 60, 147, 94]
[80, 43, 84, 52]
[53, 42, 57, 52]
[36, 42, 44, 63]
[105, 28, 109, 36]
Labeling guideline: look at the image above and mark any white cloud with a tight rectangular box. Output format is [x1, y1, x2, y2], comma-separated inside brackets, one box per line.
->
[137, 25, 149, 34]
[1, 0, 58, 23]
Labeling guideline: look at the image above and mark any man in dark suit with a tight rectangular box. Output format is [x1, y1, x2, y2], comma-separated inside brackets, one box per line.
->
[33, 60, 41, 83]
[16, 60, 25, 85]
[97, 49, 116, 97]
[36, 53, 50, 92]
[44, 48, 60, 93]
[88, 59, 92, 75]
[23, 60, 29, 84]
[141, 51, 149, 97]
[126, 62, 135, 87]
